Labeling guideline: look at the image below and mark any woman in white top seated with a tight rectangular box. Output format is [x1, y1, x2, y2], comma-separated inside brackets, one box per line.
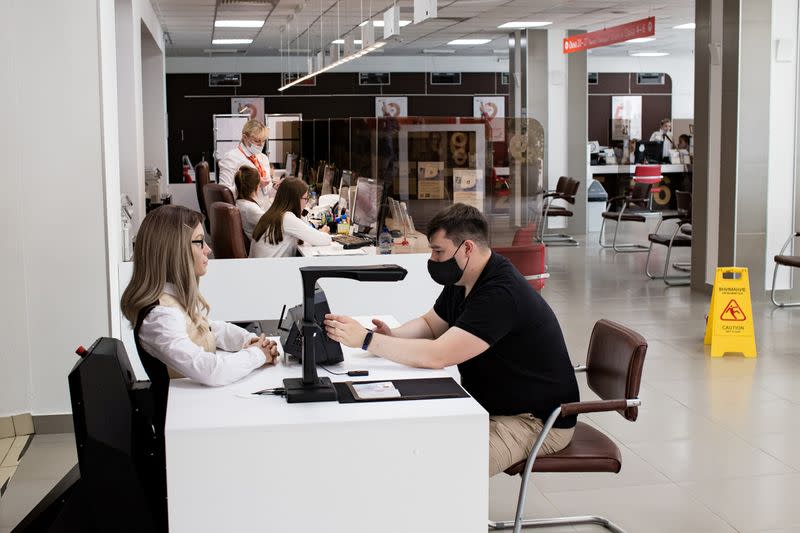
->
[249, 177, 332, 258]
[217, 119, 280, 209]
[234, 165, 267, 242]
[121, 205, 279, 388]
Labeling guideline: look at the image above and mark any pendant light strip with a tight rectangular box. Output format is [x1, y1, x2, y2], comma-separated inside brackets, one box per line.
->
[278, 40, 386, 92]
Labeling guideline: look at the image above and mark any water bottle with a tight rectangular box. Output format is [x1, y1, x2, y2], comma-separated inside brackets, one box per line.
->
[378, 226, 393, 255]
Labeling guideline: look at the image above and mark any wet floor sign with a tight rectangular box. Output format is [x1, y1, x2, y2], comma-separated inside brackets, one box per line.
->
[704, 267, 757, 357]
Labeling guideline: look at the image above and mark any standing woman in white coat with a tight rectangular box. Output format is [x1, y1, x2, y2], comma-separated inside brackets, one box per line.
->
[217, 119, 280, 208]
[250, 178, 332, 258]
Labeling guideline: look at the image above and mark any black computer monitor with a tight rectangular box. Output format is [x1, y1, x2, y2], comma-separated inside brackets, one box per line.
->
[297, 158, 309, 182]
[352, 177, 380, 232]
[340, 170, 354, 189]
[321, 165, 335, 195]
[639, 141, 663, 164]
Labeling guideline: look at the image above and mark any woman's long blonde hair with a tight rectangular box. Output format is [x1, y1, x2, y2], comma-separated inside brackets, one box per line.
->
[121, 205, 209, 328]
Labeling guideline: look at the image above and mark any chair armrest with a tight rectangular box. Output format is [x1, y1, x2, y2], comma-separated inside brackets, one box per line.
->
[559, 398, 640, 418]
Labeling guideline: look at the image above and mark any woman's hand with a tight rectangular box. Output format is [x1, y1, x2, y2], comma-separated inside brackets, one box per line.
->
[371, 318, 392, 337]
[320, 225, 330, 234]
[323, 314, 368, 349]
[249, 334, 280, 365]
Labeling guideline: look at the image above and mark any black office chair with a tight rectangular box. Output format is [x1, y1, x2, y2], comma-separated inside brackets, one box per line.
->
[645, 191, 692, 286]
[599, 182, 652, 252]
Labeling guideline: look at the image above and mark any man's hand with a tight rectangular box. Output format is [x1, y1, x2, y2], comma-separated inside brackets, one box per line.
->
[320, 225, 331, 234]
[324, 314, 368, 349]
[371, 318, 392, 337]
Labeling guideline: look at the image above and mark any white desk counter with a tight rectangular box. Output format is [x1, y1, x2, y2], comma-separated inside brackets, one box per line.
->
[165, 316, 489, 533]
[590, 164, 690, 175]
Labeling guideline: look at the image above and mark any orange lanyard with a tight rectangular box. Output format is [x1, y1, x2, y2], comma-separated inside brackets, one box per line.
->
[239, 146, 266, 178]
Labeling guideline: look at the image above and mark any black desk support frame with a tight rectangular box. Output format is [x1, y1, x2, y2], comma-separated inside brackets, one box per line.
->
[283, 265, 408, 403]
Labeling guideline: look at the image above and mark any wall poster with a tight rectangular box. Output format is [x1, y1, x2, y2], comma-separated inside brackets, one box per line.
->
[473, 96, 505, 142]
[376, 96, 408, 117]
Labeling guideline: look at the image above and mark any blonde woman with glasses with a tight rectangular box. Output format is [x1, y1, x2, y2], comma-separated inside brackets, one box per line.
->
[121, 205, 279, 396]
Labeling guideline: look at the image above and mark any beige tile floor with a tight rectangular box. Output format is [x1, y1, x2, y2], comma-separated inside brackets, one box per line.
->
[1, 234, 799, 532]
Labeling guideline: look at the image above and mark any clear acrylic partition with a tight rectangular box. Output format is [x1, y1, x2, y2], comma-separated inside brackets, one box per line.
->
[298, 116, 544, 250]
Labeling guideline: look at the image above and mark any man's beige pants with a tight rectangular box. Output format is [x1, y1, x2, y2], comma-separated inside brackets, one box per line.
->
[489, 414, 574, 476]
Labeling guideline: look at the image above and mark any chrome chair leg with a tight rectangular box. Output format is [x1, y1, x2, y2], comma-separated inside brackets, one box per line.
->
[770, 232, 800, 307]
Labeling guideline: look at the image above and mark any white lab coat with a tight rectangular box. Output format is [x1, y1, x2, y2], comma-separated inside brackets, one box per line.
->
[249, 212, 332, 258]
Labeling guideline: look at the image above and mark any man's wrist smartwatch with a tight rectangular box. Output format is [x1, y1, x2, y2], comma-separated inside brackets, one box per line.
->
[361, 329, 374, 351]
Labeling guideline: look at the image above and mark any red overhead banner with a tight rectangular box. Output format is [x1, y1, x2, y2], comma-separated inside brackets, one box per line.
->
[563, 17, 655, 54]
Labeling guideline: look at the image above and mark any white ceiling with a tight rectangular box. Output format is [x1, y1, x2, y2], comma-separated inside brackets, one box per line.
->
[150, 0, 695, 58]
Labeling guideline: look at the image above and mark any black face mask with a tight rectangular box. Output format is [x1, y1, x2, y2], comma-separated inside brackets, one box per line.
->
[428, 241, 468, 286]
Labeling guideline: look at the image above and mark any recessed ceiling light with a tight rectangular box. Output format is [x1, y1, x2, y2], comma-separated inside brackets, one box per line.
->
[626, 37, 655, 44]
[448, 39, 492, 45]
[673, 22, 696, 30]
[214, 20, 263, 28]
[359, 20, 411, 27]
[630, 51, 669, 57]
[212, 38, 253, 45]
[498, 21, 552, 29]
[492, 49, 509, 54]
[332, 39, 363, 45]
[423, 48, 455, 54]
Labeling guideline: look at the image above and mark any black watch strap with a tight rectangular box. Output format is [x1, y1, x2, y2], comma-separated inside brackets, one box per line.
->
[361, 330, 374, 351]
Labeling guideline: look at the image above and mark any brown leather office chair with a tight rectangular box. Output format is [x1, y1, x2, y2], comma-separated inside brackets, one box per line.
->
[540, 178, 580, 247]
[202, 184, 235, 231]
[208, 202, 248, 259]
[194, 161, 211, 220]
[770, 230, 800, 307]
[492, 243, 548, 291]
[489, 319, 647, 533]
[645, 190, 692, 286]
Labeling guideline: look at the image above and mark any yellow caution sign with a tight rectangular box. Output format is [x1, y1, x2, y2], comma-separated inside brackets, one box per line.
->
[704, 267, 757, 357]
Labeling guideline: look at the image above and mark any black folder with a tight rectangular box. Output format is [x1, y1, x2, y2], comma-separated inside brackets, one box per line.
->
[334, 377, 469, 404]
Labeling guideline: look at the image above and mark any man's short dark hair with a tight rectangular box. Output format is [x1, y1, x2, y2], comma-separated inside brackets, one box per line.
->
[426, 203, 489, 246]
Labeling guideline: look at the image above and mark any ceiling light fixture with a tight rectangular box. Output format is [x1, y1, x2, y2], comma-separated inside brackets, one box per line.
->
[423, 48, 455, 54]
[630, 51, 669, 57]
[359, 20, 410, 27]
[626, 37, 655, 43]
[214, 20, 264, 28]
[498, 21, 552, 29]
[203, 48, 240, 53]
[278, 40, 387, 92]
[332, 39, 363, 44]
[673, 23, 696, 30]
[492, 49, 509, 54]
[212, 38, 254, 45]
[448, 38, 491, 45]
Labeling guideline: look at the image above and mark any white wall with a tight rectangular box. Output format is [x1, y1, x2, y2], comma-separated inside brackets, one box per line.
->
[0, 0, 117, 416]
[588, 53, 695, 119]
[116, 0, 166, 230]
[765, 0, 798, 289]
[141, 23, 169, 181]
[547, 29, 568, 190]
[166, 55, 508, 74]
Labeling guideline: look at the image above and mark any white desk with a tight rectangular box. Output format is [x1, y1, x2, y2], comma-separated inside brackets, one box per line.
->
[165, 316, 489, 533]
[298, 242, 378, 257]
[589, 164, 689, 175]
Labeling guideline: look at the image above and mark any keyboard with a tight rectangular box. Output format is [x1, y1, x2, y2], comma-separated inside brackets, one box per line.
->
[332, 234, 374, 249]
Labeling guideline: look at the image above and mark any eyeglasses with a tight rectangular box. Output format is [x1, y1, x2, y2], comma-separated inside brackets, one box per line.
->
[191, 238, 205, 248]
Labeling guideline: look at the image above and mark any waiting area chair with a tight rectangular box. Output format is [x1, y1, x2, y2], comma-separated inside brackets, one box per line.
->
[492, 242, 549, 291]
[645, 191, 692, 286]
[599, 182, 653, 252]
[208, 202, 248, 259]
[770, 231, 800, 307]
[540, 178, 580, 247]
[489, 319, 647, 533]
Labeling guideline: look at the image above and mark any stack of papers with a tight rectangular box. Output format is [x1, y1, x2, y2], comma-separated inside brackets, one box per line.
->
[351, 381, 401, 400]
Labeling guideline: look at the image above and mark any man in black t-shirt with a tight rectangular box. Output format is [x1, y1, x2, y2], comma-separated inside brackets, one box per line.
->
[324, 203, 579, 475]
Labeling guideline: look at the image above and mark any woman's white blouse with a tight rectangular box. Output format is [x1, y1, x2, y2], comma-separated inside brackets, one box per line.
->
[249, 211, 332, 258]
[137, 286, 266, 386]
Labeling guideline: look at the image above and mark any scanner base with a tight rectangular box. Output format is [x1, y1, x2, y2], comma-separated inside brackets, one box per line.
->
[283, 377, 338, 403]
